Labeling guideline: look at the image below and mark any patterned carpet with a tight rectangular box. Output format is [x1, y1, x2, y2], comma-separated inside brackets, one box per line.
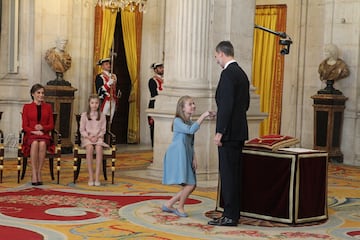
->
[0, 150, 359, 240]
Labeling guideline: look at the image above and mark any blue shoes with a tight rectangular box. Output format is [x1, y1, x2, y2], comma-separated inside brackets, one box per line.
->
[161, 205, 174, 213]
[174, 209, 188, 217]
[161, 205, 188, 217]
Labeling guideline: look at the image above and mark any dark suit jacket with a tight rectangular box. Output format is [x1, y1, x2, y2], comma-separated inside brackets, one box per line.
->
[215, 61, 250, 142]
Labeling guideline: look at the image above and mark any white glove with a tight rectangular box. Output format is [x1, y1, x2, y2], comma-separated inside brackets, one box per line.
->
[106, 78, 114, 87]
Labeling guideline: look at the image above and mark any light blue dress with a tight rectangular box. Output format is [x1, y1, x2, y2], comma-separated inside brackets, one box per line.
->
[162, 117, 200, 185]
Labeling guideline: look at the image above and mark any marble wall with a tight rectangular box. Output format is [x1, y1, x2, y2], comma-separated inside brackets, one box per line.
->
[0, 0, 94, 156]
[255, 0, 360, 165]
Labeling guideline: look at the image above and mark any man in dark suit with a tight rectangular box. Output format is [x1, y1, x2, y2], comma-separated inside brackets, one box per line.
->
[208, 41, 250, 227]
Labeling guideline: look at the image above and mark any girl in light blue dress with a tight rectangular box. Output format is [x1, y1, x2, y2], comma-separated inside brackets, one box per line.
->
[162, 95, 215, 217]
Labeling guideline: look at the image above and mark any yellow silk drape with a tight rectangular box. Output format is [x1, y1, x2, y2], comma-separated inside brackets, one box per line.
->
[93, 5, 103, 92]
[98, 9, 118, 74]
[121, 10, 140, 143]
[252, 5, 286, 136]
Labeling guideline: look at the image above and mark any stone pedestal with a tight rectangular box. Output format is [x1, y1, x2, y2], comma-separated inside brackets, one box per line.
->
[45, 85, 77, 153]
[311, 94, 347, 162]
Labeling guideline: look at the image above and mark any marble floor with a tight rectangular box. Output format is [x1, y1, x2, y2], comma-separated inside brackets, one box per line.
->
[3, 142, 219, 188]
[117, 143, 219, 189]
[116, 143, 153, 153]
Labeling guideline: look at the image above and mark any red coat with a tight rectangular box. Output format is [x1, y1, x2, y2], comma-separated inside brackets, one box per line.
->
[21, 102, 55, 157]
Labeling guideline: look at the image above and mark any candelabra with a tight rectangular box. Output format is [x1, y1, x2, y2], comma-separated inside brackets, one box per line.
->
[96, 0, 147, 12]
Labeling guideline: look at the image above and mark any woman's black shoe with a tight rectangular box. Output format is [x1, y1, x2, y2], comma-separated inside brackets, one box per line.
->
[31, 182, 38, 186]
[37, 182, 43, 185]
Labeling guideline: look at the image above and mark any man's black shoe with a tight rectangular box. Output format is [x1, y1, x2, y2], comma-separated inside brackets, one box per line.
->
[207, 216, 238, 226]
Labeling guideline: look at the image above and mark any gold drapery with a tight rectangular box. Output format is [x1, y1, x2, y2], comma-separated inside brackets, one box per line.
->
[93, 5, 104, 92]
[100, 8, 118, 65]
[93, 7, 117, 91]
[93, 6, 142, 143]
[252, 5, 287, 136]
[121, 10, 142, 143]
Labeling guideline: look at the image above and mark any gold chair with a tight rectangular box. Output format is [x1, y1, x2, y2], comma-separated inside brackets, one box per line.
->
[73, 114, 116, 184]
[17, 113, 61, 184]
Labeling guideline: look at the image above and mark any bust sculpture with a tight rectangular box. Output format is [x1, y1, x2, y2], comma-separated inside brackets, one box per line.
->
[45, 37, 72, 86]
[318, 43, 349, 94]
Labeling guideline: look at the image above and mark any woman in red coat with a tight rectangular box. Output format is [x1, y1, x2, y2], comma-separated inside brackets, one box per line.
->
[22, 83, 54, 185]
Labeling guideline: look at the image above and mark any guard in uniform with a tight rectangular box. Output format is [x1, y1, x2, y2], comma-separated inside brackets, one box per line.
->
[148, 62, 164, 147]
[95, 58, 118, 123]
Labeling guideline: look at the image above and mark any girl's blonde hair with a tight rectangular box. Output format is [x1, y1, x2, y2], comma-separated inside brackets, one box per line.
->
[87, 94, 101, 121]
[172, 95, 193, 131]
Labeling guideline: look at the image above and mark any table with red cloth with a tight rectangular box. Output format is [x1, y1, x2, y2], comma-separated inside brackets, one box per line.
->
[217, 148, 328, 224]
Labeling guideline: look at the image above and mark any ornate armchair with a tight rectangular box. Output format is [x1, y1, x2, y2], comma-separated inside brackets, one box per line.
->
[17, 113, 61, 184]
[73, 114, 116, 184]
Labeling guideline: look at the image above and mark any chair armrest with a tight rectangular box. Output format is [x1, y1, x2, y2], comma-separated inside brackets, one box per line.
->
[109, 130, 116, 146]
[74, 132, 81, 145]
[18, 130, 25, 157]
[105, 130, 116, 147]
[0, 129, 4, 157]
[50, 128, 62, 145]
[74, 113, 82, 146]
[52, 129, 62, 145]
[0, 130, 4, 144]
[18, 130, 24, 143]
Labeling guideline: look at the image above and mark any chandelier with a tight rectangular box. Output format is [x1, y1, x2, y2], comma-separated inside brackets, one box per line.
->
[97, 0, 147, 12]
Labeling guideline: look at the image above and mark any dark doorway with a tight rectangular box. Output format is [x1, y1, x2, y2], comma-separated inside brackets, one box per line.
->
[111, 13, 131, 144]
